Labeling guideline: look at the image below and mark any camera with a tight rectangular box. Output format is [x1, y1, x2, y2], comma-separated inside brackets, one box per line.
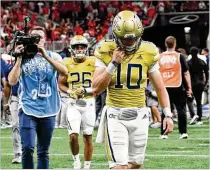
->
[15, 33, 41, 58]
[12, 16, 41, 59]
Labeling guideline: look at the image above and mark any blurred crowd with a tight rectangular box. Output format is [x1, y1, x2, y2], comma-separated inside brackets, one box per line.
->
[1, 0, 209, 48]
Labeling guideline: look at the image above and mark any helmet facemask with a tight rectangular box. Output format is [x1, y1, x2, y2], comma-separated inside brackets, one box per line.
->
[70, 35, 89, 60]
[113, 33, 142, 54]
[70, 44, 88, 60]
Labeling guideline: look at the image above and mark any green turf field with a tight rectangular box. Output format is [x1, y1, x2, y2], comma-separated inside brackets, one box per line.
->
[1, 119, 209, 169]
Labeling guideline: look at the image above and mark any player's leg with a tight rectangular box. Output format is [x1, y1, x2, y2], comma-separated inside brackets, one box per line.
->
[81, 98, 96, 169]
[82, 135, 93, 169]
[174, 98, 188, 139]
[150, 105, 161, 128]
[193, 86, 205, 123]
[66, 105, 82, 169]
[128, 107, 149, 169]
[105, 107, 129, 169]
[10, 96, 21, 163]
[55, 110, 61, 128]
[152, 106, 161, 122]
[60, 92, 68, 128]
[150, 107, 157, 124]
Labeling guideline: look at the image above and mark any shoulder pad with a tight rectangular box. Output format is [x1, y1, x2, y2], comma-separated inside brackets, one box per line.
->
[63, 57, 72, 65]
[141, 41, 159, 67]
[86, 56, 97, 64]
[141, 41, 159, 57]
[94, 40, 117, 65]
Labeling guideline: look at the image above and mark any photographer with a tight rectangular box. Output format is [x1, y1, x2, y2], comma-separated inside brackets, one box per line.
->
[8, 26, 68, 169]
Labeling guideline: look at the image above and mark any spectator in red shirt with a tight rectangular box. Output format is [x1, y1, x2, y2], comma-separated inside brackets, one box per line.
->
[42, 6, 50, 20]
[52, 9, 59, 22]
[74, 23, 84, 35]
[97, 32, 103, 42]
[88, 27, 96, 37]
[147, 5, 156, 19]
[88, 18, 96, 29]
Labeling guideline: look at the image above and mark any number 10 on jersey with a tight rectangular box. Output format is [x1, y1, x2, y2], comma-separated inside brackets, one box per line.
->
[115, 64, 142, 89]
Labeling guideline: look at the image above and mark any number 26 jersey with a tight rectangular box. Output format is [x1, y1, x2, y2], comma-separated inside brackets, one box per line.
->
[63, 56, 105, 99]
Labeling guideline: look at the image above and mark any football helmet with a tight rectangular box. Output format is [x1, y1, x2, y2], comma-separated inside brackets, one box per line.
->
[112, 10, 144, 54]
[70, 35, 89, 59]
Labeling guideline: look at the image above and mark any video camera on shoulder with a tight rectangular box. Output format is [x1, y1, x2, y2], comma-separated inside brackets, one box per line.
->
[12, 16, 41, 59]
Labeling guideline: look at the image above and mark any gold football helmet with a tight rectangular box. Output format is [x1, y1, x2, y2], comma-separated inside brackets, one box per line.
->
[112, 10, 144, 54]
[70, 35, 89, 59]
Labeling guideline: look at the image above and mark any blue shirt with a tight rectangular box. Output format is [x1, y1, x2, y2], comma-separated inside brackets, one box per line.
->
[59, 51, 67, 59]
[1, 59, 12, 90]
[1, 63, 5, 91]
[19, 51, 61, 118]
[1, 59, 12, 77]
[11, 83, 19, 96]
[1, 58, 20, 96]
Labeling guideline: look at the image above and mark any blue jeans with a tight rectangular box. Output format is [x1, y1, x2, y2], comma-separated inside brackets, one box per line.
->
[19, 109, 55, 169]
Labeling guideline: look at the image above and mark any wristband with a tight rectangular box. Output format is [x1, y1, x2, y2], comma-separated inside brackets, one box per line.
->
[84, 87, 93, 94]
[163, 107, 173, 118]
[111, 60, 119, 67]
[106, 61, 117, 75]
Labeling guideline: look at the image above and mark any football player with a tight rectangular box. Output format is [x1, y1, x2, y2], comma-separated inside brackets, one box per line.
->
[93, 10, 174, 169]
[58, 35, 106, 169]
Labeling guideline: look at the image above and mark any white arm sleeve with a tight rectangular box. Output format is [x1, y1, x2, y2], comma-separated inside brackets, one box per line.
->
[148, 62, 160, 73]
[50, 52, 63, 62]
[95, 58, 106, 68]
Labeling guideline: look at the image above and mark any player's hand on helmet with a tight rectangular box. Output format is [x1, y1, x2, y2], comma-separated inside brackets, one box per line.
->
[163, 116, 174, 135]
[112, 47, 125, 64]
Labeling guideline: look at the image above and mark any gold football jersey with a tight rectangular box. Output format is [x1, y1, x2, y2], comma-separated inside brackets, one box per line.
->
[94, 40, 159, 108]
[63, 57, 97, 98]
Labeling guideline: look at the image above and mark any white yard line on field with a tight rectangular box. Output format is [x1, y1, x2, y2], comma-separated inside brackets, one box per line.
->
[1, 136, 209, 141]
[1, 153, 209, 158]
[198, 144, 209, 146]
[155, 150, 194, 153]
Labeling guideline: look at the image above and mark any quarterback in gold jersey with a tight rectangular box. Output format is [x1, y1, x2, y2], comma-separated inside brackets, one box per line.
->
[58, 35, 106, 169]
[93, 10, 174, 169]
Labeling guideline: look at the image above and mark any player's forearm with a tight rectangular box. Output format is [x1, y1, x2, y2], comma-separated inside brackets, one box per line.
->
[149, 71, 171, 117]
[92, 71, 112, 95]
[156, 87, 170, 109]
[156, 86, 173, 117]
[184, 71, 192, 90]
[8, 57, 22, 86]
[93, 61, 118, 95]
[59, 83, 69, 94]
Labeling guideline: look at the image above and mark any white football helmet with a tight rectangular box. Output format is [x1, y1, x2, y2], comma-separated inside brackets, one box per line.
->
[70, 35, 89, 59]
